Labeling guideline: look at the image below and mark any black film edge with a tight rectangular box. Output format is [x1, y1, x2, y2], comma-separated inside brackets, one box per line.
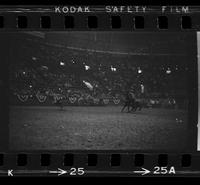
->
[0, 5, 199, 177]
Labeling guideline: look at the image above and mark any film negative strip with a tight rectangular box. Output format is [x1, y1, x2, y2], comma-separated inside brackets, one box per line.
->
[0, 5, 200, 177]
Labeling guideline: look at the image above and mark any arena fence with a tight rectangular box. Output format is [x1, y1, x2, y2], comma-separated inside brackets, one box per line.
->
[9, 93, 188, 109]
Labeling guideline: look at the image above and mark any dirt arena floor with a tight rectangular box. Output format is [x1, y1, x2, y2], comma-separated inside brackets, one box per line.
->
[9, 105, 189, 151]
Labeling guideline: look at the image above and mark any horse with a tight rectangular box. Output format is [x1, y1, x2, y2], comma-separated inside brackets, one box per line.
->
[121, 91, 143, 113]
[130, 100, 142, 112]
[121, 92, 132, 113]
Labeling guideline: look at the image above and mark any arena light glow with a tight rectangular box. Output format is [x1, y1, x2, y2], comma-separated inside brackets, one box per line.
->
[111, 66, 117, 71]
[32, 56, 37, 61]
[60, 61, 65, 66]
[138, 68, 142, 74]
[85, 65, 90, 70]
[166, 68, 171, 74]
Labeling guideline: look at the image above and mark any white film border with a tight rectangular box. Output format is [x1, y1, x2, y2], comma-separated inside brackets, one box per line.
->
[197, 32, 200, 151]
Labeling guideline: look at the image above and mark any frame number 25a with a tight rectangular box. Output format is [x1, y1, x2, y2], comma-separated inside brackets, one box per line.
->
[153, 166, 176, 175]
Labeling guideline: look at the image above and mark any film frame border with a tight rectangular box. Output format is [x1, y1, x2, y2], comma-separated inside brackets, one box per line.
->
[0, 5, 199, 177]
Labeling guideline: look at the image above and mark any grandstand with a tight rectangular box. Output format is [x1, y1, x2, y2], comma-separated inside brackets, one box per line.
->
[9, 32, 190, 109]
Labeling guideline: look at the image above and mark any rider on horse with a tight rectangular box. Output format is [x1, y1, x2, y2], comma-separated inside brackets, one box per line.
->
[129, 90, 136, 106]
[121, 88, 139, 113]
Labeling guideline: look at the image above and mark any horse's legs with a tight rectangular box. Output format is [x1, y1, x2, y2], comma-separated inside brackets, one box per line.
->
[132, 106, 136, 112]
[121, 103, 126, 112]
[130, 100, 135, 112]
[130, 103, 134, 112]
[127, 102, 130, 112]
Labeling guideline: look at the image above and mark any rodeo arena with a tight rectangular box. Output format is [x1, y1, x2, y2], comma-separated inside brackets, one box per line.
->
[9, 32, 190, 151]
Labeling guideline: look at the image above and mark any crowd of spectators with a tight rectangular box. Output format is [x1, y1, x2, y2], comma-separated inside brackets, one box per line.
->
[9, 35, 189, 108]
